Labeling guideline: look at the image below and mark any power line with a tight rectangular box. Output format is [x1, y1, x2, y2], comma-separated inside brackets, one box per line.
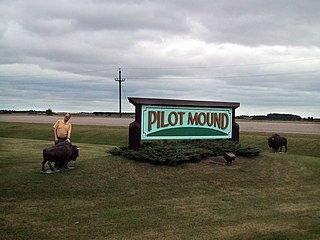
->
[69, 67, 118, 74]
[126, 69, 320, 80]
[1, 57, 319, 78]
[1, 68, 319, 82]
[0, 67, 118, 78]
[122, 57, 320, 70]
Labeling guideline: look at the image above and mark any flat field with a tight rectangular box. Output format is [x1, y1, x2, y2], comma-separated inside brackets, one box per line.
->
[1, 114, 319, 134]
[1, 122, 320, 240]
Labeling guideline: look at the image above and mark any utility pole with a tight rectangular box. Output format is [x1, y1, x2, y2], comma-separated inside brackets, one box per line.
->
[115, 68, 125, 118]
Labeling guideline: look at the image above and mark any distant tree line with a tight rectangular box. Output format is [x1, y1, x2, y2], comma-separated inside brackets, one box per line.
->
[93, 112, 134, 118]
[0, 109, 56, 116]
[0, 110, 316, 121]
[0, 110, 43, 114]
[237, 113, 316, 121]
[253, 113, 302, 121]
[0, 109, 134, 117]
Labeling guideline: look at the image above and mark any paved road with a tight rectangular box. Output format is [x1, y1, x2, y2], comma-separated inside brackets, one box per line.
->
[237, 121, 319, 134]
[0, 115, 319, 134]
[0, 115, 133, 126]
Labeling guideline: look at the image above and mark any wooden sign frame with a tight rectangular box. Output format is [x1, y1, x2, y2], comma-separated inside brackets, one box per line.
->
[128, 97, 240, 150]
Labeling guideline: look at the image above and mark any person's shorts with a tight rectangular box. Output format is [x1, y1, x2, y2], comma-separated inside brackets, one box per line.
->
[56, 137, 67, 144]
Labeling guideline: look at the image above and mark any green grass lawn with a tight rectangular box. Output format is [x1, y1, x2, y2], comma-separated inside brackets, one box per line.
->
[0, 122, 320, 240]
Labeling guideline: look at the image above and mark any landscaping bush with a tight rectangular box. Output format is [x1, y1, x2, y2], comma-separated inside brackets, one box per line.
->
[110, 139, 260, 166]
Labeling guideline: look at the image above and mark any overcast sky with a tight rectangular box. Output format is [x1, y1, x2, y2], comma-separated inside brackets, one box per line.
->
[1, 0, 320, 117]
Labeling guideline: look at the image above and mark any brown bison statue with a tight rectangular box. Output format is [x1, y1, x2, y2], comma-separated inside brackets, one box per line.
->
[268, 133, 287, 152]
[42, 141, 80, 172]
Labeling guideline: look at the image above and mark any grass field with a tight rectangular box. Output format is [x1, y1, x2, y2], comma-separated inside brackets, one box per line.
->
[1, 122, 320, 240]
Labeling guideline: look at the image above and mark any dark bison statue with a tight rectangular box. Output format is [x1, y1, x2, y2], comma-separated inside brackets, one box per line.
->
[268, 133, 287, 152]
[42, 141, 80, 172]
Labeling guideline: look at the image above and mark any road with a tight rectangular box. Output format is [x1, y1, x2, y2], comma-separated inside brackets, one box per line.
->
[0, 115, 319, 134]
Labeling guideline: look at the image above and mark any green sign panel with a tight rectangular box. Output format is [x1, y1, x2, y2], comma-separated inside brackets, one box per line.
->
[141, 105, 233, 140]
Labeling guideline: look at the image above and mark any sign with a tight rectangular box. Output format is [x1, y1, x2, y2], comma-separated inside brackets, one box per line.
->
[128, 97, 240, 150]
[141, 105, 232, 140]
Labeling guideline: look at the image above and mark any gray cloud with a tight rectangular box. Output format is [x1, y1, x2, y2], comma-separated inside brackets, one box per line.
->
[0, 0, 320, 117]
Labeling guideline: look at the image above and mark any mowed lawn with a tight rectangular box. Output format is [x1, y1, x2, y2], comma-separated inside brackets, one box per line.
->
[0, 122, 320, 240]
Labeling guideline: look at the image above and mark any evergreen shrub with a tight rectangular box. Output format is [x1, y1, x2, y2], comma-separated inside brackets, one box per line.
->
[110, 139, 260, 166]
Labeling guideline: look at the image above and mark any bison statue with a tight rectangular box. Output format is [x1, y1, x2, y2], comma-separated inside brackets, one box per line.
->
[268, 133, 287, 152]
[42, 141, 80, 172]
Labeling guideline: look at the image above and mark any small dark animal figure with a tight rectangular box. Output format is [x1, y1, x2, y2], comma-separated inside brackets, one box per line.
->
[268, 133, 287, 152]
[42, 141, 80, 172]
[224, 152, 236, 165]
